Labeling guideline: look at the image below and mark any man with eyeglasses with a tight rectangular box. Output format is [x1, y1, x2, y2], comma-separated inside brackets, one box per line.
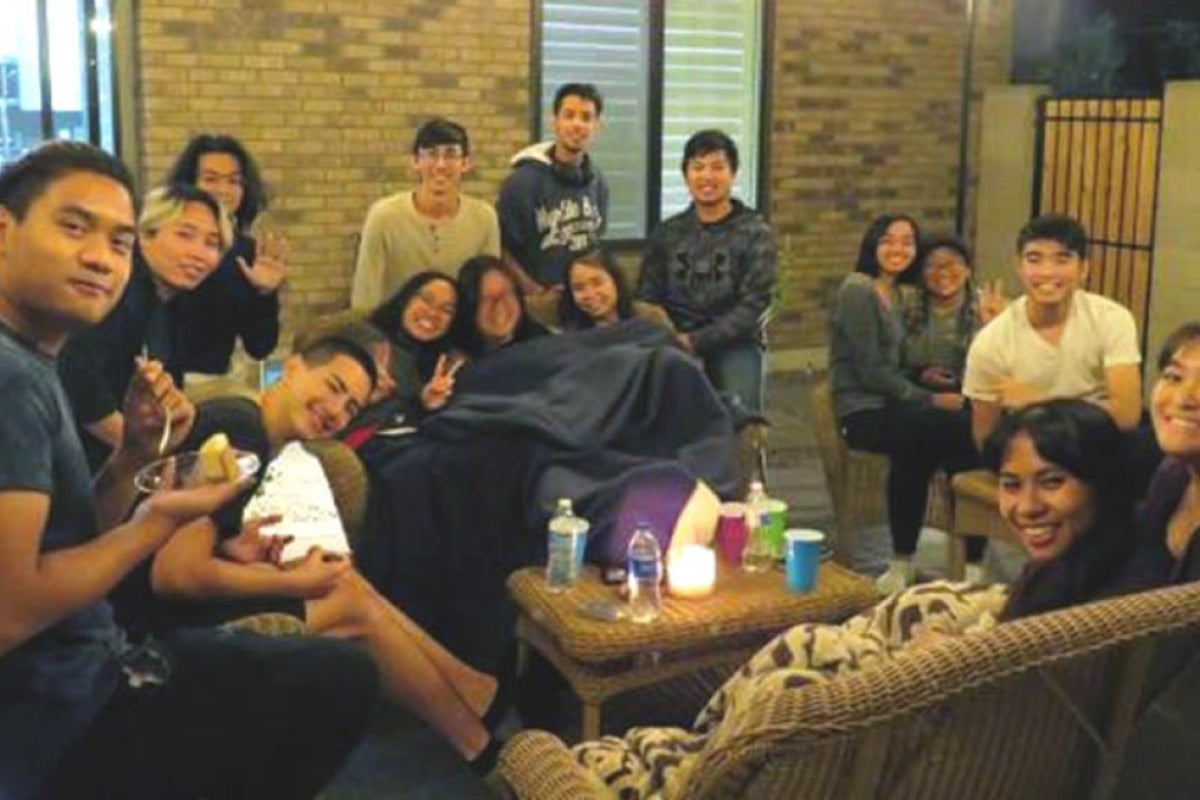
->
[351, 118, 500, 310]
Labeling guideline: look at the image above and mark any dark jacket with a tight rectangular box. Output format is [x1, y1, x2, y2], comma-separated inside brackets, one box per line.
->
[170, 232, 280, 375]
[58, 250, 181, 470]
[638, 200, 776, 355]
[495, 142, 609, 287]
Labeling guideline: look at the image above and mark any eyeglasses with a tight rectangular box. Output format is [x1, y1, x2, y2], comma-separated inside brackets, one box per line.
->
[413, 290, 457, 317]
[416, 147, 465, 164]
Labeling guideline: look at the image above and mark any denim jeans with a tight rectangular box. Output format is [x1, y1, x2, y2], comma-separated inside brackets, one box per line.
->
[703, 340, 766, 414]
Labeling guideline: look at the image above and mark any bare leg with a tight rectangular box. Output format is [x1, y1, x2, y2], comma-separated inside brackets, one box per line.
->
[305, 573, 490, 760]
[361, 578, 498, 718]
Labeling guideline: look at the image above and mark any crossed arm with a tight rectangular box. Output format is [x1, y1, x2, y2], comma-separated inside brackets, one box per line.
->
[970, 363, 1142, 451]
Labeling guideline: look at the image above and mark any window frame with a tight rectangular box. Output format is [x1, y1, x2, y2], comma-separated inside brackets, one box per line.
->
[1, 0, 124, 168]
[529, 0, 775, 250]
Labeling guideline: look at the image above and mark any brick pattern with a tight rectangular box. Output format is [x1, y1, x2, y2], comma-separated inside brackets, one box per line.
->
[135, 0, 1011, 352]
[136, 0, 530, 334]
[768, 0, 1013, 347]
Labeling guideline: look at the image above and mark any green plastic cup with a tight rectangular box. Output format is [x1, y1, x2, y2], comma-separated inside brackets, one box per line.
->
[764, 498, 788, 559]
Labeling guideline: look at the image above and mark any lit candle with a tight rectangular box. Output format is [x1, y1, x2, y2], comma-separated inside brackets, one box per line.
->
[668, 545, 716, 599]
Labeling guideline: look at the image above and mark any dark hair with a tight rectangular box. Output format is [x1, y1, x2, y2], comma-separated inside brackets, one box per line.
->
[412, 118, 470, 156]
[681, 129, 739, 175]
[1016, 213, 1088, 260]
[297, 335, 379, 392]
[908, 233, 977, 335]
[0, 140, 136, 221]
[1157, 321, 1200, 371]
[452, 255, 546, 356]
[559, 249, 634, 330]
[552, 83, 604, 116]
[165, 134, 267, 233]
[369, 271, 458, 357]
[983, 399, 1135, 620]
[919, 233, 972, 269]
[854, 213, 921, 284]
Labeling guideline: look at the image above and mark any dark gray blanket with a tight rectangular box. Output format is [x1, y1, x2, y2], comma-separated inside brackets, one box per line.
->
[357, 322, 737, 673]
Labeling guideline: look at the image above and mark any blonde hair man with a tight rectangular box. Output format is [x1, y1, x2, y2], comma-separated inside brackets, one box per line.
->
[58, 182, 230, 470]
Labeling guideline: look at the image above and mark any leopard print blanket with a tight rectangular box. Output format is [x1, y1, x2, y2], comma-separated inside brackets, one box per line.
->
[571, 580, 1009, 799]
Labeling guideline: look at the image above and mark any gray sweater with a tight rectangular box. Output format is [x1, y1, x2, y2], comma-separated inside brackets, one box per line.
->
[828, 273, 930, 420]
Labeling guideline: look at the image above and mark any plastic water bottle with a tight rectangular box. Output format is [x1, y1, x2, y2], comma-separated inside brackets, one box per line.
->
[546, 498, 588, 593]
[742, 481, 773, 572]
[626, 519, 663, 623]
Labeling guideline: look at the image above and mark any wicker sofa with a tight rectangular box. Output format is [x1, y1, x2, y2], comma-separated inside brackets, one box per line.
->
[497, 579, 1200, 799]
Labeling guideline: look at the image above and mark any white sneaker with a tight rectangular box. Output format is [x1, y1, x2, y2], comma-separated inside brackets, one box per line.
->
[875, 560, 913, 597]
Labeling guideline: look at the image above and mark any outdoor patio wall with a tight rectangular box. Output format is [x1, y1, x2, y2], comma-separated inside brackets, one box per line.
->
[134, 0, 530, 330]
[1146, 81, 1200, 379]
[769, 0, 1013, 354]
[133, 0, 1011, 351]
[973, 84, 1043, 287]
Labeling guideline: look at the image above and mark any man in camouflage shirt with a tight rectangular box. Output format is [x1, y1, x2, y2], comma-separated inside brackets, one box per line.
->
[638, 129, 777, 413]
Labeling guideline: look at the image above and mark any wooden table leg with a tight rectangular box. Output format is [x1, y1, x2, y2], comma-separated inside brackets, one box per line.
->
[581, 701, 602, 741]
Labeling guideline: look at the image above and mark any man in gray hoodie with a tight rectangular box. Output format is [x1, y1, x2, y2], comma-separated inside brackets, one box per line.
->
[496, 82, 609, 293]
[639, 129, 777, 413]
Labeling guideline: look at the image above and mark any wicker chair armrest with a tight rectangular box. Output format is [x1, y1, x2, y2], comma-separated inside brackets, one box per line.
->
[497, 730, 609, 800]
[683, 580, 1200, 797]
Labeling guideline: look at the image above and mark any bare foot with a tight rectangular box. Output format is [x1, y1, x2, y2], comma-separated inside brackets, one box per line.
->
[456, 670, 498, 720]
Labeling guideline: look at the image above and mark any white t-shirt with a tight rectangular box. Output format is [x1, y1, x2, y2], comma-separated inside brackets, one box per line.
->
[963, 290, 1140, 404]
[351, 191, 501, 309]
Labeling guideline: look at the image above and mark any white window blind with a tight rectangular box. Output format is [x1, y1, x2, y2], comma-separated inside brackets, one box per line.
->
[540, 0, 650, 240]
[661, 0, 762, 218]
[539, 0, 763, 240]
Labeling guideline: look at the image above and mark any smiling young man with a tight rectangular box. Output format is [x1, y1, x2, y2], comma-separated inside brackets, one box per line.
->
[638, 129, 777, 413]
[496, 82, 609, 292]
[352, 118, 500, 310]
[963, 214, 1142, 451]
[58, 182, 233, 470]
[110, 333, 505, 771]
[0, 141, 377, 800]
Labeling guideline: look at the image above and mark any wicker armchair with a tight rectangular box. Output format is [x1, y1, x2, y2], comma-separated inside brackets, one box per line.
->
[948, 469, 1017, 579]
[498, 580, 1200, 799]
[811, 377, 951, 567]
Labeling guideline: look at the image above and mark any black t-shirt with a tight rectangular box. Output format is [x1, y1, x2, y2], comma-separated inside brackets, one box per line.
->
[180, 395, 271, 535]
[109, 396, 303, 637]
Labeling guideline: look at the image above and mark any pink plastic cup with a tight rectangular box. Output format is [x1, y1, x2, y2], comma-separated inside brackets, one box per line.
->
[716, 502, 749, 566]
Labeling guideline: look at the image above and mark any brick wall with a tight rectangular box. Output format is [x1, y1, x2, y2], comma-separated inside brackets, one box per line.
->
[769, 0, 1013, 349]
[134, 0, 1011, 352]
[135, 0, 530, 335]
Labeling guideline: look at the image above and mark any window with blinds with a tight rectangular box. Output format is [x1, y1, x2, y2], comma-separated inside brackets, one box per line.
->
[538, 0, 764, 241]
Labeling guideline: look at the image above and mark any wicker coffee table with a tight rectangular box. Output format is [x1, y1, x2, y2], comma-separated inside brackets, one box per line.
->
[507, 560, 875, 739]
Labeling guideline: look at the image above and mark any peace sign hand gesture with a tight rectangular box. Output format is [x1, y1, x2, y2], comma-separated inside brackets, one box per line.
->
[978, 279, 1007, 326]
[236, 231, 289, 295]
[420, 354, 465, 411]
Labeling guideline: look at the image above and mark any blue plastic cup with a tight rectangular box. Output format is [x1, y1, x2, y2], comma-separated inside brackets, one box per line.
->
[784, 529, 825, 593]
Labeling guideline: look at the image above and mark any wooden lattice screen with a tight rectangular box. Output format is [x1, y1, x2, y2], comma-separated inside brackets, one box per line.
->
[1034, 97, 1162, 342]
